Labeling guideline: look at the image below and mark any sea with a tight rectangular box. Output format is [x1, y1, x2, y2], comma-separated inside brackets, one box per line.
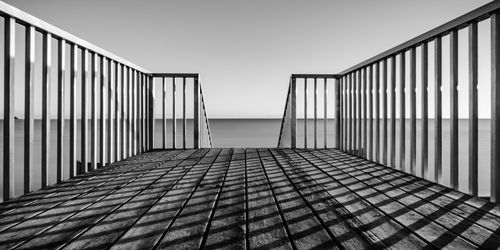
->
[0, 118, 492, 200]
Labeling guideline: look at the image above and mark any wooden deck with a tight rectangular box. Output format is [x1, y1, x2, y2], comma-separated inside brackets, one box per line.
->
[0, 148, 500, 249]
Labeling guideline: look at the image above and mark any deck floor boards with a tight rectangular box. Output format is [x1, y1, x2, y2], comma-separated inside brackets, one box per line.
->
[1, 148, 500, 249]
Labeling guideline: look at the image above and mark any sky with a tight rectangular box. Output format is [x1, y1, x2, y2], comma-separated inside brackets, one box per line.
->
[1, 0, 493, 118]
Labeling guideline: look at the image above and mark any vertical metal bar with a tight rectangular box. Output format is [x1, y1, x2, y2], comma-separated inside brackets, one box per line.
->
[183, 77, 187, 148]
[3, 17, 15, 200]
[400, 52, 406, 171]
[435, 37, 443, 184]
[194, 77, 200, 148]
[291, 77, 297, 148]
[422, 42, 429, 179]
[350, 73, 354, 152]
[114, 62, 119, 161]
[314, 78, 318, 149]
[353, 72, 357, 153]
[57, 39, 65, 182]
[410, 47, 417, 176]
[375, 63, 380, 161]
[24, 25, 35, 192]
[390, 56, 397, 168]
[107, 59, 113, 164]
[334, 78, 340, 148]
[363, 67, 367, 157]
[141, 74, 145, 152]
[342, 76, 347, 150]
[69, 44, 77, 177]
[90, 53, 97, 171]
[358, 70, 362, 156]
[383, 59, 388, 164]
[81, 49, 88, 173]
[469, 22, 478, 196]
[132, 70, 136, 155]
[304, 78, 308, 148]
[492, 12, 500, 203]
[450, 30, 459, 190]
[99, 57, 106, 166]
[325, 78, 328, 148]
[368, 65, 373, 160]
[149, 76, 155, 149]
[127, 67, 131, 156]
[162, 77, 166, 148]
[172, 77, 176, 149]
[120, 64, 125, 160]
[41, 32, 51, 188]
[136, 72, 141, 153]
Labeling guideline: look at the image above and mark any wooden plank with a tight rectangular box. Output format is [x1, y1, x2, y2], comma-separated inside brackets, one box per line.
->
[202, 149, 246, 249]
[244, 149, 293, 249]
[280, 149, 425, 248]
[450, 30, 459, 189]
[3, 17, 15, 201]
[41, 32, 52, 188]
[24, 25, 35, 193]
[469, 22, 478, 196]
[269, 149, 370, 249]
[108, 149, 221, 249]
[257, 149, 338, 249]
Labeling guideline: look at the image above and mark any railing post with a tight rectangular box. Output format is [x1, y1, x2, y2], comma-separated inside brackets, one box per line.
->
[375, 63, 380, 162]
[469, 21, 478, 196]
[57, 39, 65, 182]
[324, 77, 328, 148]
[491, 11, 500, 203]
[162, 77, 166, 149]
[172, 77, 176, 149]
[421, 42, 429, 179]
[368, 65, 373, 159]
[107, 59, 113, 164]
[399, 52, 406, 171]
[149, 76, 155, 149]
[81, 49, 88, 173]
[90, 53, 97, 170]
[410, 47, 417, 176]
[183, 77, 187, 149]
[382, 59, 388, 165]
[3, 17, 15, 200]
[390, 56, 396, 168]
[335, 77, 341, 149]
[435, 37, 443, 184]
[100, 56, 106, 166]
[41, 32, 51, 187]
[450, 30, 459, 190]
[304, 78, 308, 148]
[314, 78, 318, 149]
[291, 77, 297, 148]
[363, 67, 367, 157]
[25, 25, 35, 192]
[69, 45, 77, 175]
[194, 76, 200, 148]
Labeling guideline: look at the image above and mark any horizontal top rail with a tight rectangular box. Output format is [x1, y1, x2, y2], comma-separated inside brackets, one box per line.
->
[0, 1, 150, 73]
[151, 73, 199, 78]
[292, 74, 339, 79]
[338, 0, 500, 75]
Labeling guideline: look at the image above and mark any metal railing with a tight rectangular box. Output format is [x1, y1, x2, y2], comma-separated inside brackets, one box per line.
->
[278, 1, 500, 203]
[0, 2, 212, 201]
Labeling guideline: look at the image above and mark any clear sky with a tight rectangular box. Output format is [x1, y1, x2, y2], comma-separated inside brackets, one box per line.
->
[2, 0, 493, 118]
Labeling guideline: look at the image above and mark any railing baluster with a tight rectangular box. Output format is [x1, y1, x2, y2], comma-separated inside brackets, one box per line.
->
[363, 67, 367, 157]
[375, 63, 380, 162]
[291, 77, 297, 148]
[492, 11, 500, 203]
[450, 30, 459, 189]
[69, 44, 77, 176]
[383, 59, 388, 164]
[42, 32, 51, 187]
[127, 67, 132, 156]
[435, 37, 443, 184]
[81, 49, 88, 173]
[3, 17, 15, 200]
[469, 21, 478, 196]
[136, 73, 141, 153]
[422, 42, 429, 179]
[172, 77, 176, 149]
[357, 71, 362, 155]
[114, 63, 120, 161]
[194, 76, 200, 148]
[343, 76, 347, 150]
[162, 77, 166, 148]
[149, 76, 155, 149]
[410, 47, 417, 176]
[57, 39, 65, 182]
[120, 64, 125, 160]
[390, 56, 397, 168]
[368, 65, 373, 159]
[100, 57, 106, 166]
[24, 25, 35, 192]
[325, 78, 328, 148]
[90, 53, 97, 171]
[353, 72, 357, 153]
[107, 59, 113, 164]
[131, 69, 136, 155]
[183, 77, 187, 149]
[304, 78, 308, 148]
[314, 78, 318, 149]
[142, 74, 146, 152]
[400, 52, 406, 171]
[350, 73, 354, 153]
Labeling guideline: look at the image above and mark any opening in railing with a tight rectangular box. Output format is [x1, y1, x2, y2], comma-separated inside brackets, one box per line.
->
[278, 74, 340, 149]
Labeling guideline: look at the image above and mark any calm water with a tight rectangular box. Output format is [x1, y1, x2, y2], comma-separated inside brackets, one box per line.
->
[0, 118, 492, 199]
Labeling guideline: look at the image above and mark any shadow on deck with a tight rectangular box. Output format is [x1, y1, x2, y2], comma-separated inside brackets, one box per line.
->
[0, 148, 499, 249]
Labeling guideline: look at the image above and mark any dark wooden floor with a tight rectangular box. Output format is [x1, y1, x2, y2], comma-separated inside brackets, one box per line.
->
[0, 148, 500, 249]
